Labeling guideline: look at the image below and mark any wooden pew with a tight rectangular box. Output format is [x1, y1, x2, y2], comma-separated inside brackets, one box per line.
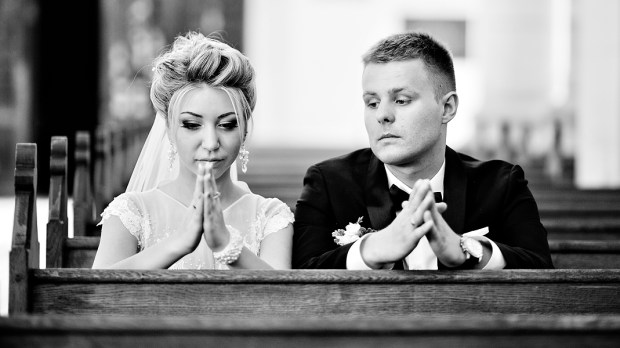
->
[73, 131, 97, 236]
[8, 140, 620, 343]
[8, 269, 620, 316]
[2, 314, 620, 347]
[9, 143, 39, 315]
[45, 136, 99, 268]
[91, 120, 150, 216]
[63, 237, 99, 268]
[46, 137, 68, 268]
[550, 240, 620, 269]
[544, 219, 620, 240]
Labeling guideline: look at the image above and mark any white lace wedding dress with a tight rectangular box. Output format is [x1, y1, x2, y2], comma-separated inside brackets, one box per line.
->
[99, 188, 294, 269]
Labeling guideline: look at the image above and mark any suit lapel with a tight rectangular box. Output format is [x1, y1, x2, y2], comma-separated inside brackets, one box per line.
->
[365, 153, 394, 230]
[443, 147, 467, 235]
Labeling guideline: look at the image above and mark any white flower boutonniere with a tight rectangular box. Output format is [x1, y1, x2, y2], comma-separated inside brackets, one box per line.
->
[332, 217, 377, 246]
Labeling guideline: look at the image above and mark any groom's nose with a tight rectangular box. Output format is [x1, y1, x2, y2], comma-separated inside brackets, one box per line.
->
[376, 102, 395, 124]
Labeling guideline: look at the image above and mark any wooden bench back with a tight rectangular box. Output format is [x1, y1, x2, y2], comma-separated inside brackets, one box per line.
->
[9, 143, 39, 315]
[73, 131, 97, 236]
[46, 137, 68, 268]
[2, 314, 620, 347]
[17, 269, 620, 316]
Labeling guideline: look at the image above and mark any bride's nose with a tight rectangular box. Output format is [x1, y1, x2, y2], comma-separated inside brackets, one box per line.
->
[200, 127, 220, 151]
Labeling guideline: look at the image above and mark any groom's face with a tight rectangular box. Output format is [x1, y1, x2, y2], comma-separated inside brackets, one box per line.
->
[362, 59, 446, 166]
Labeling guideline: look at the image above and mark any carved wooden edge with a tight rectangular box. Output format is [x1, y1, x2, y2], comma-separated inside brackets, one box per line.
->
[48, 136, 68, 221]
[549, 240, 620, 252]
[12, 143, 37, 248]
[47, 137, 69, 268]
[74, 131, 91, 166]
[73, 131, 95, 236]
[31, 269, 620, 284]
[2, 314, 620, 333]
[10, 143, 38, 315]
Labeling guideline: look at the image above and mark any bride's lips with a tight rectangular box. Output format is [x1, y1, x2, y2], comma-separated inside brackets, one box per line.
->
[196, 159, 223, 164]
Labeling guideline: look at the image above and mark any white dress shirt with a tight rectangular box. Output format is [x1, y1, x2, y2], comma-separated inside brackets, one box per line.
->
[346, 161, 506, 270]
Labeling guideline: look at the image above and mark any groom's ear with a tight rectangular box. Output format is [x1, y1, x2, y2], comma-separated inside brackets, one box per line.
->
[440, 92, 458, 124]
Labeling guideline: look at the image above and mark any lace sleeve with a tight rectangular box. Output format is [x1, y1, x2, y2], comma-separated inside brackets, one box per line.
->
[99, 193, 145, 246]
[259, 198, 294, 241]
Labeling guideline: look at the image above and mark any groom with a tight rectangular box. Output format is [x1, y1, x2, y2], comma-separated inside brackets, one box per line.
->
[293, 32, 553, 270]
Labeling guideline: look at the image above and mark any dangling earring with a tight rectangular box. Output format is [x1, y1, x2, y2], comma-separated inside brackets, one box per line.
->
[168, 143, 177, 170]
[239, 144, 249, 173]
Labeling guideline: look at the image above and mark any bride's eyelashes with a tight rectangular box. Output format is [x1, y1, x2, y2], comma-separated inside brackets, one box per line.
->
[180, 119, 237, 131]
[217, 120, 238, 130]
[181, 120, 201, 130]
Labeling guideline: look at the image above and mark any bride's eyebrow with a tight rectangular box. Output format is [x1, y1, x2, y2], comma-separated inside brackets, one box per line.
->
[179, 111, 236, 119]
[180, 111, 203, 118]
[217, 112, 236, 120]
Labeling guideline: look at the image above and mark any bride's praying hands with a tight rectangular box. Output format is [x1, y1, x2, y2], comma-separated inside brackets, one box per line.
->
[199, 163, 278, 269]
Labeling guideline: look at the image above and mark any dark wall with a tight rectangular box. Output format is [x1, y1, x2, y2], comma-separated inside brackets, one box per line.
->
[35, 0, 100, 194]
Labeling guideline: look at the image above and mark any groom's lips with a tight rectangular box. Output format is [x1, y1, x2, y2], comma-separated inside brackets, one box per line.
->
[378, 133, 399, 140]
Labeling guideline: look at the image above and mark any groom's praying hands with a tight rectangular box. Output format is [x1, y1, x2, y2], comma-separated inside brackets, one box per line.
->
[360, 179, 451, 269]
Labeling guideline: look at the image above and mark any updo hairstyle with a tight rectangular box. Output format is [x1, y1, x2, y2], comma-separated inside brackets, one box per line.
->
[150, 31, 256, 138]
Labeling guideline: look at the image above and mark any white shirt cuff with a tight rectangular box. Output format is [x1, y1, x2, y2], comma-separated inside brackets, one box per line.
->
[346, 234, 393, 270]
[479, 236, 507, 270]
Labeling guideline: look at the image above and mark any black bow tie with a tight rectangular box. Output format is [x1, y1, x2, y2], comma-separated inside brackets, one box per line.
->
[389, 185, 443, 209]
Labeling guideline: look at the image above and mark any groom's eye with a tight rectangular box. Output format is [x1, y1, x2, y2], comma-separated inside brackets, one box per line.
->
[365, 99, 379, 109]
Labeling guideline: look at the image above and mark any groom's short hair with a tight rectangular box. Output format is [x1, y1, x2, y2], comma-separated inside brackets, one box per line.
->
[362, 32, 456, 101]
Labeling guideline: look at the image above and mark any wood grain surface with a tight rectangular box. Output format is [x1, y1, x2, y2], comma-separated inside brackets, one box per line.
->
[2, 314, 620, 347]
[23, 269, 620, 316]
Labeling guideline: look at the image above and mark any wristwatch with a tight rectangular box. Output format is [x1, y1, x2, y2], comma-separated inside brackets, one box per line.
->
[460, 236, 483, 263]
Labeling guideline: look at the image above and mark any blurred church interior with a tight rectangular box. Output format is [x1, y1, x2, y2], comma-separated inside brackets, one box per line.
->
[0, 0, 618, 193]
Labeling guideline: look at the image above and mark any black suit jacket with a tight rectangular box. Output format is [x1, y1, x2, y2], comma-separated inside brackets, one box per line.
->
[292, 147, 553, 269]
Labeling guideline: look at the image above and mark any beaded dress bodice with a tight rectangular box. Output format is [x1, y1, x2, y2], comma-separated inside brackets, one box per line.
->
[100, 188, 294, 269]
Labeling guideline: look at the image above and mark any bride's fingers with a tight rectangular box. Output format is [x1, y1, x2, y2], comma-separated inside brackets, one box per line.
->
[191, 163, 207, 211]
[208, 169, 223, 212]
[203, 169, 212, 220]
[207, 166, 218, 195]
[204, 166, 222, 209]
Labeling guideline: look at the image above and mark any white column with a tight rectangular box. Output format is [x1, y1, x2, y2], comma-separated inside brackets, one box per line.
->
[574, 0, 620, 188]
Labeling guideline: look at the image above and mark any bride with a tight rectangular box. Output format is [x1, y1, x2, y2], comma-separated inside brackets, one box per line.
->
[92, 32, 293, 270]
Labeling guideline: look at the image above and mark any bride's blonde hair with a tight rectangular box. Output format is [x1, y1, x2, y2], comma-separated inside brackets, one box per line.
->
[150, 31, 256, 140]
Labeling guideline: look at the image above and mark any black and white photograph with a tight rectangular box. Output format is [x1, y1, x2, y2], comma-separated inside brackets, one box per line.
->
[0, 0, 619, 346]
